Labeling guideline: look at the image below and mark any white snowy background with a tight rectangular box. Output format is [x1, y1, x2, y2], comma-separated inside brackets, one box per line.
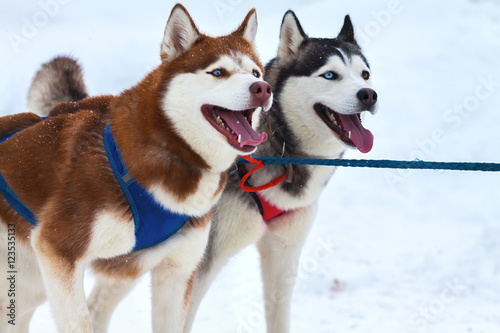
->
[1, 0, 500, 332]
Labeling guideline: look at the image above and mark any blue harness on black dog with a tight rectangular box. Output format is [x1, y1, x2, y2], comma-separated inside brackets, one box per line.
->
[0, 124, 191, 252]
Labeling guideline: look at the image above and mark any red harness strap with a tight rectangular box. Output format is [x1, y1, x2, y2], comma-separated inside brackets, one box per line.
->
[238, 156, 288, 222]
[256, 192, 285, 221]
[239, 156, 287, 192]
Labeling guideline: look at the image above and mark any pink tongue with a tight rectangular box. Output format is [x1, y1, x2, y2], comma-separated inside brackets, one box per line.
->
[217, 111, 267, 147]
[337, 114, 374, 153]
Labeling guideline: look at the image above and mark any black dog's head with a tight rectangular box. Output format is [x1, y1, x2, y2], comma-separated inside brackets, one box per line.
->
[265, 12, 377, 154]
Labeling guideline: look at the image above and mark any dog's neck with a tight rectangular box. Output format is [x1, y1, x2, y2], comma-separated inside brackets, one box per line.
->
[108, 65, 219, 193]
[246, 103, 344, 198]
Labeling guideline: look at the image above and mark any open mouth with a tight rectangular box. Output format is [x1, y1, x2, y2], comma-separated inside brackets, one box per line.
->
[202, 105, 268, 153]
[314, 103, 374, 153]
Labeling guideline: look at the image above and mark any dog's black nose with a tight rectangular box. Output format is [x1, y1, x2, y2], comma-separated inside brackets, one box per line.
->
[357, 88, 378, 108]
[250, 81, 272, 105]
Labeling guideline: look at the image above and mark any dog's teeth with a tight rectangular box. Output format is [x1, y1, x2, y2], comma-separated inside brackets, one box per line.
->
[328, 112, 337, 125]
[348, 131, 352, 139]
[238, 134, 241, 143]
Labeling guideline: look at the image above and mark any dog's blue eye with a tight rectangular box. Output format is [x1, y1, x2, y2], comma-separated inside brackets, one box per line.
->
[322, 71, 338, 80]
[253, 70, 260, 78]
[211, 70, 222, 76]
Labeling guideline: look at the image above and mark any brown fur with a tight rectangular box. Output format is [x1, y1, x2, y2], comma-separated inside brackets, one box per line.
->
[0, 112, 128, 261]
[91, 250, 143, 280]
[0, 112, 43, 137]
[0, 4, 262, 270]
[184, 273, 195, 308]
[48, 95, 114, 117]
[0, 5, 265, 331]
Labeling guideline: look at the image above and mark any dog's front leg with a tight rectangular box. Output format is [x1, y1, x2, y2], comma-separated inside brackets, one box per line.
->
[150, 224, 210, 333]
[184, 197, 266, 333]
[31, 224, 93, 333]
[257, 203, 318, 333]
[151, 264, 194, 333]
[88, 275, 140, 333]
[34, 252, 91, 333]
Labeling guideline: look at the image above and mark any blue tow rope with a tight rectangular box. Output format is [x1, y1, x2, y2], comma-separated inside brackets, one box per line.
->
[237, 157, 500, 172]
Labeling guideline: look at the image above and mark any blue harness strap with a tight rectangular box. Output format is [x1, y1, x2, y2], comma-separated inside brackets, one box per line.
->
[0, 131, 38, 225]
[0, 124, 191, 252]
[103, 125, 191, 251]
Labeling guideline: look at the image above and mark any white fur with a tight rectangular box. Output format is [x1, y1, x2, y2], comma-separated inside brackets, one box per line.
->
[27, 77, 57, 116]
[88, 277, 139, 333]
[31, 223, 92, 333]
[184, 195, 321, 333]
[279, 54, 375, 157]
[87, 211, 136, 259]
[185, 189, 267, 332]
[149, 169, 224, 217]
[11, 6, 269, 333]
[184, 16, 378, 333]
[162, 6, 200, 61]
[85, 16, 376, 333]
[150, 225, 210, 332]
[162, 53, 272, 172]
[89, 220, 211, 333]
[129, 217, 210, 275]
[26, 57, 87, 117]
[257, 204, 318, 333]
[242, 11, 258, 46]
[211, 189, 267, 260]
[308, 54, 376, 116]
[30, 212, 135, 333]
[278, 12, 306, 63]
[0, 222, 46, 333]
[28, 207, 209, 333]
[90, 222, 211, 332]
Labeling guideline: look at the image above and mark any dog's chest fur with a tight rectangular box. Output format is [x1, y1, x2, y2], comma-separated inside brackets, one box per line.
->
[237, 109, 342, 212]
[236, 161, 337, 213]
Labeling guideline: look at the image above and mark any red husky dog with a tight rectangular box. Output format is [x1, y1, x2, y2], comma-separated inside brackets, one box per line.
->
[0, 4, 271, 332]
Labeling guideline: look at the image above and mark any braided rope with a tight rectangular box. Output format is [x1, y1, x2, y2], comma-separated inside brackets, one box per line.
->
[237, 157, 500, 172]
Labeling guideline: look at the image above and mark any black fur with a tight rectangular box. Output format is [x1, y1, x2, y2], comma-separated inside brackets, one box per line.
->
[337, 15, 356, 44]
[250, 20, 368, 197]
[270, 38, 368, 97]
[201, 11, 367, 273]
[212, 11, 370, 233]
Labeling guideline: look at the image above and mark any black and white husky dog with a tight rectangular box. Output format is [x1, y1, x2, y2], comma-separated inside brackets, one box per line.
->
[185, 10, 378, 333]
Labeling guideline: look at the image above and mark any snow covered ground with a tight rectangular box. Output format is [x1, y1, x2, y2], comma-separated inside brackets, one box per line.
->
[1, 0, 500, 332]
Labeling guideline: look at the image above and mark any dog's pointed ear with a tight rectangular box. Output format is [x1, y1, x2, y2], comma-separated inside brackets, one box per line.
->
[278, 10, 308, 63]
[232, 8, 258, 46]
[161, 4, 201, 61]
[337, 15, 357, 44]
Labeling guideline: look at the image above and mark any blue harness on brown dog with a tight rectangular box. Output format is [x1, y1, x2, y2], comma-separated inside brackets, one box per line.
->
[0, 125, 191, 252]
